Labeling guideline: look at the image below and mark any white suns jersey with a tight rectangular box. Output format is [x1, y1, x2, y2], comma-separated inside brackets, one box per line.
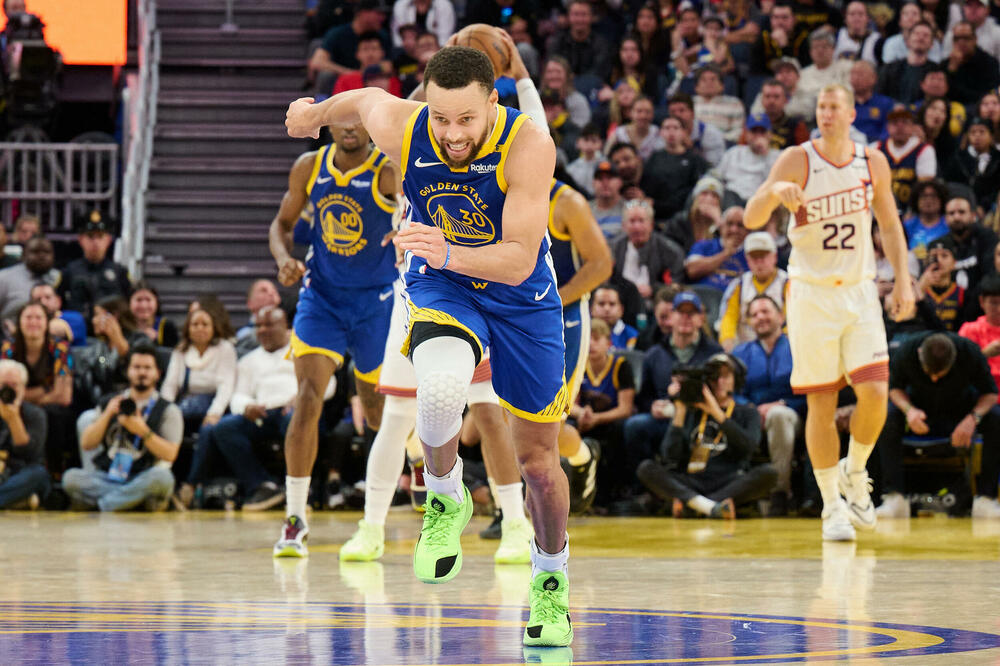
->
[787, 140, 877, 287]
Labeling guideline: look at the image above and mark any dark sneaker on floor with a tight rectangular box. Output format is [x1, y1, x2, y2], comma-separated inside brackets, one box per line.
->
[768, 490, 789, 517]
[710, 497, 736, 519]
[561, 438, 600, 515]
[243, 482, 286, 512]
[479, 509, 503, 539]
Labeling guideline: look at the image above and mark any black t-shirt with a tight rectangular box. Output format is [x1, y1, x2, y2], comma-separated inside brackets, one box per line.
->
[0, 402, 46, 472]
[320, 24, 389, 69]
[889, 331, 998, 421]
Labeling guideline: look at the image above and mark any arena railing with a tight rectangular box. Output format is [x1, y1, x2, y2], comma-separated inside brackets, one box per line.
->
[120, 0, 160, 279]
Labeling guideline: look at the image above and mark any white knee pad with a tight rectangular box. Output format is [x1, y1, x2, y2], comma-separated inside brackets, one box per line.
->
[466, 379, 499, 405]
[412, 337, 476, 447]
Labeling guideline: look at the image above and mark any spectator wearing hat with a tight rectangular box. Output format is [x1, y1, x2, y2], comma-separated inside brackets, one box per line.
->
[640, 117, 709, 223]
[917, 236, 971, 331]
[611, 200, 686, 299]
[590, 160, 625, 239]
[798, 29, 851, 103]
[685, 206, 750, 293]
[834, 1, 880, 63]
[942, 0, 1000, 63]
[959, 274, 1000, 397]
[60, 211, 131, 321]
[944, 118, 1000, 211]
[663, 175, 726, 252]
[748, 78, 809, 151]
[389, 0, 454, 50]
[0, 235, 59, 324]
[873, 108, 936, 211]
[310, 1, 389, 86]
[904, 180, 951, 264]
[943, 21, 1000, 105]
[567, 124, 605, 198]
[715, 114, 780, 208]
[637, 352, 775, 519]
[693, 64, 746, 143]
[850, 60, 895, 143]
[668, 93, 726, 167]
[751, 58, 816, 124]
[624, 291, 723, 492]
[718, 232, 789, 351]
[749, 2, 809, 78]
[878, 20, 937, 104]
[331, 33, 400, 95]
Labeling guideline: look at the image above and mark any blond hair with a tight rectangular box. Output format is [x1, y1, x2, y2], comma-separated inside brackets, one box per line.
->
[818, 83, 854, 107]
[590, 318, 611, 340]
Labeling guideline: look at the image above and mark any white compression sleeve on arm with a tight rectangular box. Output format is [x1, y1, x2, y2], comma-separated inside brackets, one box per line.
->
[516, 77, 548, 133]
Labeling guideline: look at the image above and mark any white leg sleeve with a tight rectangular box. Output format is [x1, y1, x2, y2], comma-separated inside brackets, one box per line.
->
[412, 336, 476, 447]
[364, 395, 417, 526]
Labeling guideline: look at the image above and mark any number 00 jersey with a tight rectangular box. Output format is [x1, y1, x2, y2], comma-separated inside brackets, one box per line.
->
[790, 141, 877, 287]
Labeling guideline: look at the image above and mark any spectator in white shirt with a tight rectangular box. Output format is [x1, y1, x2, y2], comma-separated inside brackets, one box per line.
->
[834, 1, 881, 63]
[715, 113, 780, 207]
[390, 0, 455, 49]
[798, 29, 852, 102]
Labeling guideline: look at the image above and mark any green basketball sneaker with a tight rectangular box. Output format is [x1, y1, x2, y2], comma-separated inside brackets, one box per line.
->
[523, 570, 573, 647]
[413, 485, 473, 583]
[339, 519, 385, 561]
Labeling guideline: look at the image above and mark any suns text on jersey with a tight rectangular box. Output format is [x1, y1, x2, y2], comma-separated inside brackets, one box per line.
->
[417, 182, 489, 210]
[804, 183, 873, 224]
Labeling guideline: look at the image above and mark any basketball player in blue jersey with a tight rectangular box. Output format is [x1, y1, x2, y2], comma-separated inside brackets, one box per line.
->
[286, 46, 573, 647]
[268, 122, 399, 558]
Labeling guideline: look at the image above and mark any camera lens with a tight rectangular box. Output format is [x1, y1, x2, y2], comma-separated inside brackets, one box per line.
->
[119, 398, 137, 416]
[0, 386, 16, 404]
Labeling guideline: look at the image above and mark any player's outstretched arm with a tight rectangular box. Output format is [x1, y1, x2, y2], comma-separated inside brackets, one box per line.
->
[555, 187, 612, 305]
[285, 89, 423, 165]
[268, 151, 316, 286]
[868, 148, 916, 321]
[743, 146, 807, 230]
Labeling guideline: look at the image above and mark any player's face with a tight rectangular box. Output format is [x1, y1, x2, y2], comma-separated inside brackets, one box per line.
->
[426, 82, 499, 169]
[591, 289, 623, 326]
[749, 299, 782, 338]
[330, 123, 369, 153]
[746, 250, 777, 281]
[815, 89, 855, 137]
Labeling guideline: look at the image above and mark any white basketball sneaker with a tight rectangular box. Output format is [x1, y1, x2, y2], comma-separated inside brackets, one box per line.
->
[822, 498, 857, 542]
[972, 496, 1000, 519]
[838, 458, 876, 531]
[875, 492, 910, 519]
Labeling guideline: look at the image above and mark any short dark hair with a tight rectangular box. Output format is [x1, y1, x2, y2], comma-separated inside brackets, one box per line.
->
[980, 274, 1000, 298]
[654, 284, 680, 306]
[918, 333, 957, 376]
[747, 293, 782, 314]
[922, 63, 946, 78]
[126, 340, 160, 370]
[667, 92, 694, 111]
[607, 142, 638, 159]
[424, 46, 495, 93]
[580, 122, 601, 139]
[910, 179, 949, 211]
[357, 31, 383, 47]
[594, 282, 623, 302]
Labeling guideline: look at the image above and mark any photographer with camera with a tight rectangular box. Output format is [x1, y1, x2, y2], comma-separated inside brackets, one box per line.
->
[0, 358, 48, 509]
[637, 353, 777, 518]
[62, 342, 182, 512]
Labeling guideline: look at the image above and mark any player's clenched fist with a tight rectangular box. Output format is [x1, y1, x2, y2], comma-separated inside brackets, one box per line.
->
[394, 222, 449, 269]
[772, 181, 805, 213]
[888, 279, 917, 322]
[277, 257, 306, 286]
[286, 97, 320, 139]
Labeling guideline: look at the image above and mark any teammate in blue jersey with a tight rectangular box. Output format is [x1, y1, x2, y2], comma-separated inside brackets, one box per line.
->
[268, 123, 399, 558]
[285, 46, 573, 648]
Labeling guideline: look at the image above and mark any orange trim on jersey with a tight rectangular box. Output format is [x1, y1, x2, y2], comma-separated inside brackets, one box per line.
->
[801, 146, 810, 191]
[849, 360, 889, 384]
[863, 146, 873, 183]
[925, 282, 959, 304]
[378, 385, 417, 398]
[792, 376, 848, 395]
[810, 140, 853, 168]
[471, 359, 492, 383]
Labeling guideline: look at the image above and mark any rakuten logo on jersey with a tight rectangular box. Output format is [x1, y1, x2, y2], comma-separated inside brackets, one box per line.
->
[469, 163, 497, 174]
[801, 184, 872, 224]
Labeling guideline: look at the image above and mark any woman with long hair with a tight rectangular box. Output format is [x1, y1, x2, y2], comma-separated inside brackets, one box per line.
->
[92, 295, 140, 358]
[129, 280, 179, 348]
[601, 34, 664, 103]
[540, 56, 593, 128]
[977, 91, 1000, 144]
[604, 95, 664, 160]
[633, 3, 670, 65]
[916, 97, 956, 168]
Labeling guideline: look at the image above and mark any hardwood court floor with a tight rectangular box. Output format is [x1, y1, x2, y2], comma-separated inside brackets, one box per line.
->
[2, 509, 999, 665]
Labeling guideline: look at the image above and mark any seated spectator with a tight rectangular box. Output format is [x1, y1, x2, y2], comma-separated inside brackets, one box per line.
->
[600, 34, 665, 103]
[718, 232, 789, 351]
[607, 142, 645, 201]
[542, 88, 581, 163]
[235, 279, 282, 344]
[92, 295, 146, 358]
[914, 67, 966, 141]
[331, 33, 401, 96]
[798, 29, 851, 103]
[878, 21, 936, 104]
[567, 124, 604, 198]
[11, 213, 39, 247]
[544, 0, 612, 80]
[160, 304, 238, 435]
[30, 283, 84, 346]
[732, 295, 804, 515]
[851, 60, 895, 143]
[0, 225, 17, 270]
[943, 118, 1000, 216]
[60, 211, 132, 320]
[63, 343, 182, 512]
[540, 56, 592, 129]
[749, 1, 809, 78]
[881, 2, 944, 64]
[918, 236, 971, 331]
[684, 206, 749, 293]
[764, 57, 816, 124]
[191, 293, 238, 342]
[1, 301, 73, 474]
[624, 292, 723, 488]
[667, 92, 725, 167]
[642, 117, 710, 222]
[506, 17, 540, 79]
[959, 274, 1000, 393]
[0, 359, 49, 509]
[612, 200, 685, 300]
[942, 0, 1000, 62]
[943, 21, 1000, 106]
[0, 235, 59, 323]
[663, 175, 725, 252]
[129, 281, 179, 349]
[636, 285, 680, 351]
[834, 1, 880, 62]
[605, 95, 662, 162]
[944, 195, 999, 289]
[904, 180, 950, 264]
[309, 1, 388, 88]
[637, 353, 775, 518]
[873, 108, 936, 212]
[877, 332, 1000, 518]
[916, 98, 958, 177]
[715, 114, 780, 207]
[693, 64, 746, 143]
[591, 284, 638, 350]
[590, 160, 625, 239]
[390, 0, 454, 50]
[751, 78, 809, 151]
[572, 319, 636, 504]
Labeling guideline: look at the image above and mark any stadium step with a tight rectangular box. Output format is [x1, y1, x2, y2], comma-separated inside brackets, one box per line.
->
[159, 70, 303, 92]
[158, 90, 300, 124]
[157, 3, 304, 30]
[149, 156, 293, 190]
[160, 28, 306, 61]
[153, 123, 305, 157]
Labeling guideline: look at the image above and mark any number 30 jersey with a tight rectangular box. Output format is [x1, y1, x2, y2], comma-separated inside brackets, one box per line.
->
[789, 140, 877, 287]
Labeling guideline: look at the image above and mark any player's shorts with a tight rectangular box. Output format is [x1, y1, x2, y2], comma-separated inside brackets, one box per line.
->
[377, 278, 495, 401]
[786, 279, 889, 394]
[563, 297, 591, 406]
[402, 271, 567, 422]
[290, 281, 394, 383]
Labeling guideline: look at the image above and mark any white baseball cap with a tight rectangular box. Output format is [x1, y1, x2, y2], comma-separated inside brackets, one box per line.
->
[744, 231, 777, 254]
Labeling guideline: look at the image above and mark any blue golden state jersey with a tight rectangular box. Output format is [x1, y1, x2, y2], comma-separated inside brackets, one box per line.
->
[399, 103, 557, 303]
[303, 143, 397, 292]
[547, 179, 580, 298]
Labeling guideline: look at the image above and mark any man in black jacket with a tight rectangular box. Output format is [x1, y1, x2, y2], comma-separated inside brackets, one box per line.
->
[944, 21, 1000, 105]
[877, 21, 936, 104]
[637, 353, 777, 518]
[641, 117, 709, 223]
[59, 211, 132, 320]
[943, 120, 1000, 218]
[942, 194, 999, 289]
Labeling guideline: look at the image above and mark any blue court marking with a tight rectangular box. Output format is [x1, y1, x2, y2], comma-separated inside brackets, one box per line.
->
[1, 602, 998, 665]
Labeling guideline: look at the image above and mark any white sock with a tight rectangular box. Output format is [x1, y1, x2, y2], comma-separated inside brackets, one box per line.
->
[424, 456, 465, 503]
[814, 464, 841, 511]
[363, 405, 412, 527]
[285, 476, 310, 522]
[688, 495, 715, 515]
[846, 436, 875, 474]
[496, 481, 525, 521]
[530, 534, 569, 577]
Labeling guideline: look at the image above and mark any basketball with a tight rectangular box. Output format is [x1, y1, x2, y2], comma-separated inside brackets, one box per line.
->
[453, 24, 511, 78]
